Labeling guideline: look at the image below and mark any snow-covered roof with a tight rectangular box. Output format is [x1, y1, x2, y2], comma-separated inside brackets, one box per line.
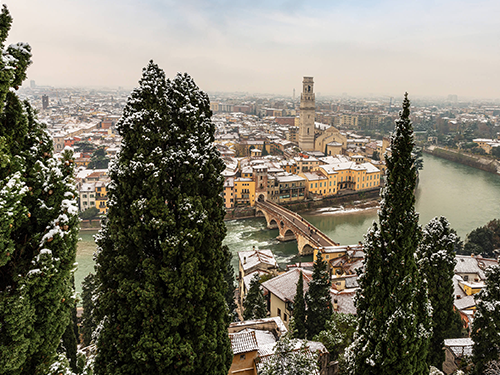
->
[239, 249, 278, 273]
[455, 255, 498, 280]
[331, 290, 357, 315]
[302, 172, 327, 181]
[229, 330, 258, 355]
[454, 295, 476, 311]
[444, 338, 473, 357]
[240, 328, 277, 347]
[275, 174, 305, 183]
[261, 268, 313, 303]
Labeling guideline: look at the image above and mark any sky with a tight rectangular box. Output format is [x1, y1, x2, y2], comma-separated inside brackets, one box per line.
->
[6, 0, 500, 99]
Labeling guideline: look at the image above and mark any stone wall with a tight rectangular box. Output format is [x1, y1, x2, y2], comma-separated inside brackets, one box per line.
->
[425, 146, 500, 174]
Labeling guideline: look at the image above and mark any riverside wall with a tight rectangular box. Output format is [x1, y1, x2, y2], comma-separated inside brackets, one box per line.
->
[424, 146, 500, 174]
[224, 188, 381, 220]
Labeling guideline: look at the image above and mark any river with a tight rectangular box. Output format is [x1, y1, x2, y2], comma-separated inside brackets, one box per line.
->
[74, 153, 500, 297]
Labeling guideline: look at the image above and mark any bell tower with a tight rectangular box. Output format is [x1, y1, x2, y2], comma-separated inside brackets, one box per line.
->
[298, 77, 315, 151]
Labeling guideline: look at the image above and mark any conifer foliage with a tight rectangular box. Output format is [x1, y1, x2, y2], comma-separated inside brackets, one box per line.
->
[471, 265, 500, 374]
[417, 216, 458, 370]
[292, 270, 306, 339]
[305, 254, 332, 339]
[0, 6, 80, 374]
[93, 61, 231, 374]
[346, 94, 431, 375]
[243, 273, 267, 320]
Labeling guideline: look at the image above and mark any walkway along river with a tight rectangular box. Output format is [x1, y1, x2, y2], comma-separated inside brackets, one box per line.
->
[75, 153, 500, 296]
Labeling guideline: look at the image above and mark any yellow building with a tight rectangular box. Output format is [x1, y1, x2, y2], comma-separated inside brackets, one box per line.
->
[228, 331, 258, 375]
[95, 181, 109, 214]
[300, 171, 330, 197]
[314, 161, 381, 192]
[234, 178, 256, 206]
[459, 281, 484, 296]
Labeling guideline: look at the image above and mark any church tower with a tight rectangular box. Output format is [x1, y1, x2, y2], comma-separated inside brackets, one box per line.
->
[298, 77, 315, 151]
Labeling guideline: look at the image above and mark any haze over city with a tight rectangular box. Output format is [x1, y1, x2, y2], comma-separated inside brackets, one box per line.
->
[8, 0, 500, 99]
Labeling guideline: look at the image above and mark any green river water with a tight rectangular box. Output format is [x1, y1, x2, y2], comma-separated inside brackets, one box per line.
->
[75, 153, 500, 297]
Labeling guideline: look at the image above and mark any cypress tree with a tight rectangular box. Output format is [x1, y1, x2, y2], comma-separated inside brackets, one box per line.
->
[81, 273, 97, 347]
[292, 270, 306, 339]
[0, 6, 79, 374]
[417, 216, 458, 370]
[471, 265, 500, 374]
[346, 94, 431, 375]
[305, 254, 332, 339]
[243, 274, 267, 320]
[94, 62, 231, 374]
[224, 250, 238, 321]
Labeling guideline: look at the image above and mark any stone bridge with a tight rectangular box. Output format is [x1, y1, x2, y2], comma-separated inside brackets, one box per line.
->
[255, 200, 338, 255]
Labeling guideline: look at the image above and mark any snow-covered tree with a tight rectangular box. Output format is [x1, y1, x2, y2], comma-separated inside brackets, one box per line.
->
[259, 334, 320, 375]
[471, 265, 500, 374]
[81, 273, 97, 347]
[315, 312, 357, 361]
[93, 62, 231, 374]
[417, 216, 459, 370]
[305, 254, 332, 339]
[224, 250, 238, 321]
[346, 94, 431, 375]
[292, 270, 306, 339]
[0, 6, 79, 374]
[243, 273, 267, 320]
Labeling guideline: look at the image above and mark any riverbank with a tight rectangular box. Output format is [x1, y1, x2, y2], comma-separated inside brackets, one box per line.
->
[424, 145, 500, 175]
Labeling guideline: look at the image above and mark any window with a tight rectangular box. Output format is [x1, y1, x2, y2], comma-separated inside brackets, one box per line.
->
[83, 194, 87, 198]
[90, 194, 94, 198]
[277, 308, 281, 317]
[240, 354, 246, 361]
[315, 183, 317, 188]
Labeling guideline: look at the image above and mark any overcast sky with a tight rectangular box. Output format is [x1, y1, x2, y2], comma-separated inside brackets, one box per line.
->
[6, 0, 500, 99]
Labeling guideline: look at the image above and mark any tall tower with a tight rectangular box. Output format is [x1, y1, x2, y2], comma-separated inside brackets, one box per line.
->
[298, 77, 315, 151]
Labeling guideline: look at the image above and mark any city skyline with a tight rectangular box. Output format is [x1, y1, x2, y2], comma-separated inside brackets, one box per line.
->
[8, 0, 500, 99]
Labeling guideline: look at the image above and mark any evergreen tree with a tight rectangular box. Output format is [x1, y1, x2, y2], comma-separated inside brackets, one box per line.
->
[315, 312, 358, 374]
[81, 273, 97, 347]
[259, 333, 320, 375]
[417, 216, 458, 370]
[471, 265, 500, 374]
[346, 94, 431, 375]
[87, 147, 109, 169]
[243, 273, 267, 320]
[224, 251, 238, 322]
[292, 271, 306, 339]
[94, 62, 231, 374]
[0, 6, 79, 374]
[305, 254, 332, 339]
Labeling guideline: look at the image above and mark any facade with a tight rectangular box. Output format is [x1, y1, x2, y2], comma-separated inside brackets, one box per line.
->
[228, 331, 259, 375]
[298, 77, 315, 151]
[234, 178, 256, 206]
[79, 183, 96, 212]
[274, 174, 306, 203]
[95, 181, 109, 214]
[223, 177, 235, 209]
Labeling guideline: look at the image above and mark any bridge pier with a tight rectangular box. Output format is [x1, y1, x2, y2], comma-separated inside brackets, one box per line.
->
[276, 232, 296, 242]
